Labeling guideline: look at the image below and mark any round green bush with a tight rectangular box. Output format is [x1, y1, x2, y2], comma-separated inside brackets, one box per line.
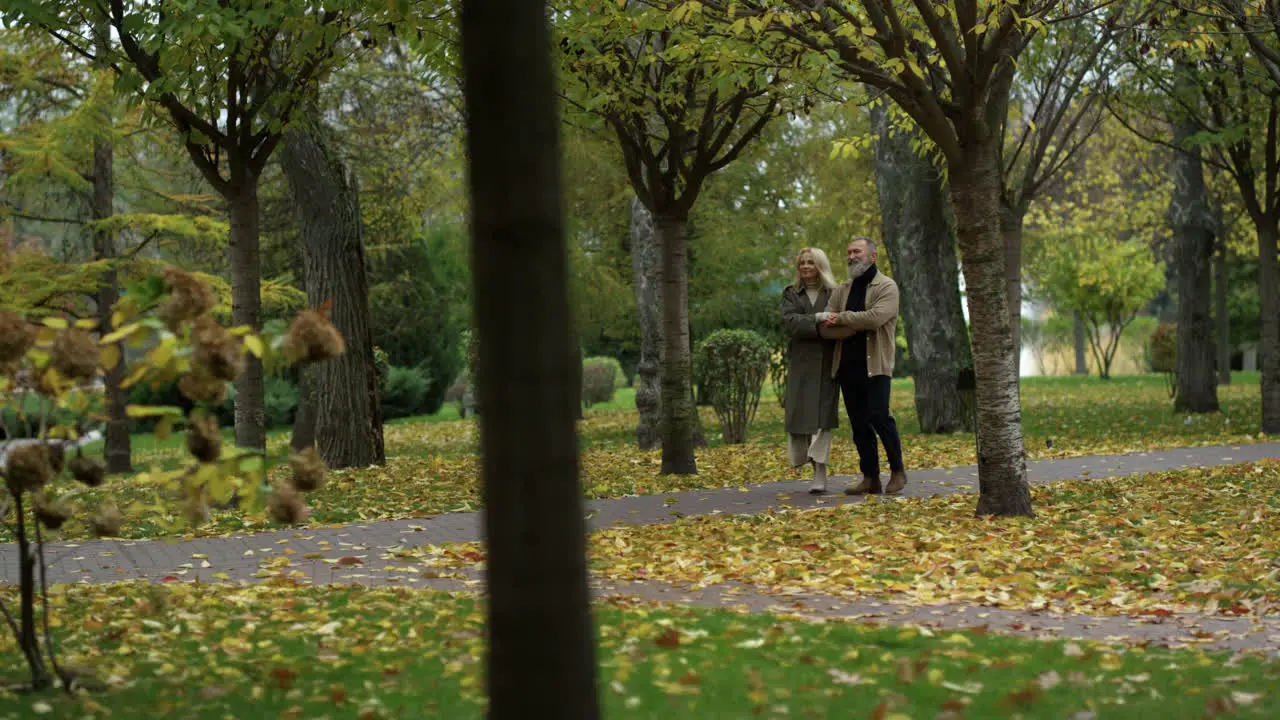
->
[381, 365, 431, 420]
[582, 357, 619, 407]
[693, 329, 771, 444]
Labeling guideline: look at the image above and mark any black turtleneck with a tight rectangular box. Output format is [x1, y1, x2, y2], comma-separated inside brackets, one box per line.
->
[838, 264, 877, 378]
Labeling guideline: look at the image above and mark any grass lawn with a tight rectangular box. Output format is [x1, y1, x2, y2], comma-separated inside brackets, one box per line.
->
[19, 373, 1270, 542]
[406, 460, 1280, 618]
[0, 583, 1274, 719]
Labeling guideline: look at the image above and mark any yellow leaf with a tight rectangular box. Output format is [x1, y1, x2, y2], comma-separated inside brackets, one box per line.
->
[243, 335, 266, 359]
[126, 405, 183, 419]
[100, 322, 142, 345]
[41, 316, 68, 329]
[75, 318, 98, 330]
[100, 344, 121, 371]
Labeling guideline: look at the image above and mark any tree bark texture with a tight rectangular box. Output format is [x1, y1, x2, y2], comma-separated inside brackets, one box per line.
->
[630, 196, 663, 449]
[1169, 119, 1220, 413]
[870, 106, 973, 433]
[92, 128, 130, 473]
[1073, 313, 1088, 375]
[228, 186, 267, 450]
[459, 1, 600, 717]
[948, 142, 1033, 518]
[280, 123, 386, 468]
[1259, 227, 1280, 433]
[291, 366, 318, 452]
[1001, 208, 1023, 377]
[1215, 238, 1231, 386]
[655, 214, 698, 474]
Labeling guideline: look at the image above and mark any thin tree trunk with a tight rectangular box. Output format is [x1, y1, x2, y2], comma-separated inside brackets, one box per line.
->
[870, 105, 973, 432]
[92, 112, 130, 473]
[1215, 237, 1231, 386]
[948, 141, 1033, 518]
[15, 500, 51, 690]
[1073, 313, 1088, 375]
[655, 213, 698, 474]
[291, 366, 317, 451]
[1259, 226, 1280, 433]
[1170, 117, 1220, 413]
[630, 196, 662, 449]
[280, 123, 385, 467]
[459, 0, 599, 717]
[228, 184, 267, 450]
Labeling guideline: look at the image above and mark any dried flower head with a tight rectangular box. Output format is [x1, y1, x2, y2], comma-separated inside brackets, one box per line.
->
[183, 493, 210, 527]
[48, 442, 66, 475]
[33, 494, 71, 530]
[178, 369, 228, 405]
[4, 442, 53, 494]
[0, 311, 36, 363]
[267, 485, 307, 525]
[158, 267, 216, 330]
[283, 307, 345, 365]
[68, 455, 106, 487]
[89, 505, 123, 537]
[186, 410, 222, 463]
[51, 328, 99, 381]
[288, 447, 328, 492]
[191, 317, 244, 381]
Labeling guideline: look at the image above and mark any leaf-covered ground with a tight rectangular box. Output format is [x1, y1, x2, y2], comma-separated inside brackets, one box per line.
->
[15, 375, 1268, 541]
[0, 583, 1275, 719]
[411, 461, 1280, 618]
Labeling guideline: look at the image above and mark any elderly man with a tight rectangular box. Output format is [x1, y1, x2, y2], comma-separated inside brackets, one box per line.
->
[817, 237, 908, 495]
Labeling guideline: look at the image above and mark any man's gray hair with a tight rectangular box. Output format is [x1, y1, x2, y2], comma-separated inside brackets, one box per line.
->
[851, 236, 877, 254]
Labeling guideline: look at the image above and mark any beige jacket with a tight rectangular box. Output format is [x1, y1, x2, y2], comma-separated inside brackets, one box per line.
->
[820, 271, 899, 379]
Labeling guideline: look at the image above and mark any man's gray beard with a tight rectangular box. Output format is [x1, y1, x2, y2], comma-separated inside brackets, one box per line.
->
[848, 260, 871, 278]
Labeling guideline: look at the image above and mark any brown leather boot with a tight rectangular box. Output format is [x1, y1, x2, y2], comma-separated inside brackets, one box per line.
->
[844, 475, 882, 495]
[885, 470, 908, 494]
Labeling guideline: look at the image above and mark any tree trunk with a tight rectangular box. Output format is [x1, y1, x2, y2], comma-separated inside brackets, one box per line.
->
[1259, 226, 1280, 433]
[280, 123, 386, 467]
[1001, 207, 1023, 377]
[459, 1, 599, 717]
[92, 122, 130, 473]
[948, 141, 1033, 518]
[1215, 237, 1231, 386]
[630, 196, 662, 449]
[870, 105, 973, 432]
[227, 185, 267, 450]
[655, 213, 698, 474]
[291, 366, 318, 451]
[15, 501, 51, 690]
[1169, 118, 1220, 413]
[1073, 313, 1088, 375]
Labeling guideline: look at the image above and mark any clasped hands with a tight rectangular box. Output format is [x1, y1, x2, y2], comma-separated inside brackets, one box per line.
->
[816, 312, 840, 328]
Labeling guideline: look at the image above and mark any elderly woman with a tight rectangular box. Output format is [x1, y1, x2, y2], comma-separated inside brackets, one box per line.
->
[780, 247, 841, 493]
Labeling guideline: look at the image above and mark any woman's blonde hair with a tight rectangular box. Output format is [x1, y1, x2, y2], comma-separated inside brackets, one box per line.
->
[792, 247, 839, 290]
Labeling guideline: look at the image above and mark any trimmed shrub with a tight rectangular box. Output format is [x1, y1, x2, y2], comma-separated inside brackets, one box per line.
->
[694, 329, 771, 444]
[582, 358, 618, 407]
[380, 365, 431, 420]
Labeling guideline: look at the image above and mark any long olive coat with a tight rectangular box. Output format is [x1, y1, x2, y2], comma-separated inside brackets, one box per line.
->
[780, 286, 840, 435]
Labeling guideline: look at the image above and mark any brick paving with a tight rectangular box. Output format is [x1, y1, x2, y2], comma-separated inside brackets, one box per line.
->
[2, 441, 1278, 652]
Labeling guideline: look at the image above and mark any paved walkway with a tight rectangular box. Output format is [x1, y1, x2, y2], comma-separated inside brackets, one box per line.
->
[2, 442, 1278, 652]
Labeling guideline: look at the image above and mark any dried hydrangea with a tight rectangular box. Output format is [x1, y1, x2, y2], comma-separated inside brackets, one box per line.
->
[4, 443, 53, 494]
[50, 328, 99, 381]
[158, 267, 216, 330]
[267, 485, 306, 525]
[191, 317, 244, 382]
[33, 494, 71, 530]
[68, 455, 106, 488]
[283, 308, 345, 364]
[178, 369, 227, 405]
[0, 311, 36, 364]
[89, 506, 123, 537]
[288, 447, 328, 492]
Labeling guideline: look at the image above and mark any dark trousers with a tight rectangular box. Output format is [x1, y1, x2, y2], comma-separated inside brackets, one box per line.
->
[839, 374, 904, 478]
